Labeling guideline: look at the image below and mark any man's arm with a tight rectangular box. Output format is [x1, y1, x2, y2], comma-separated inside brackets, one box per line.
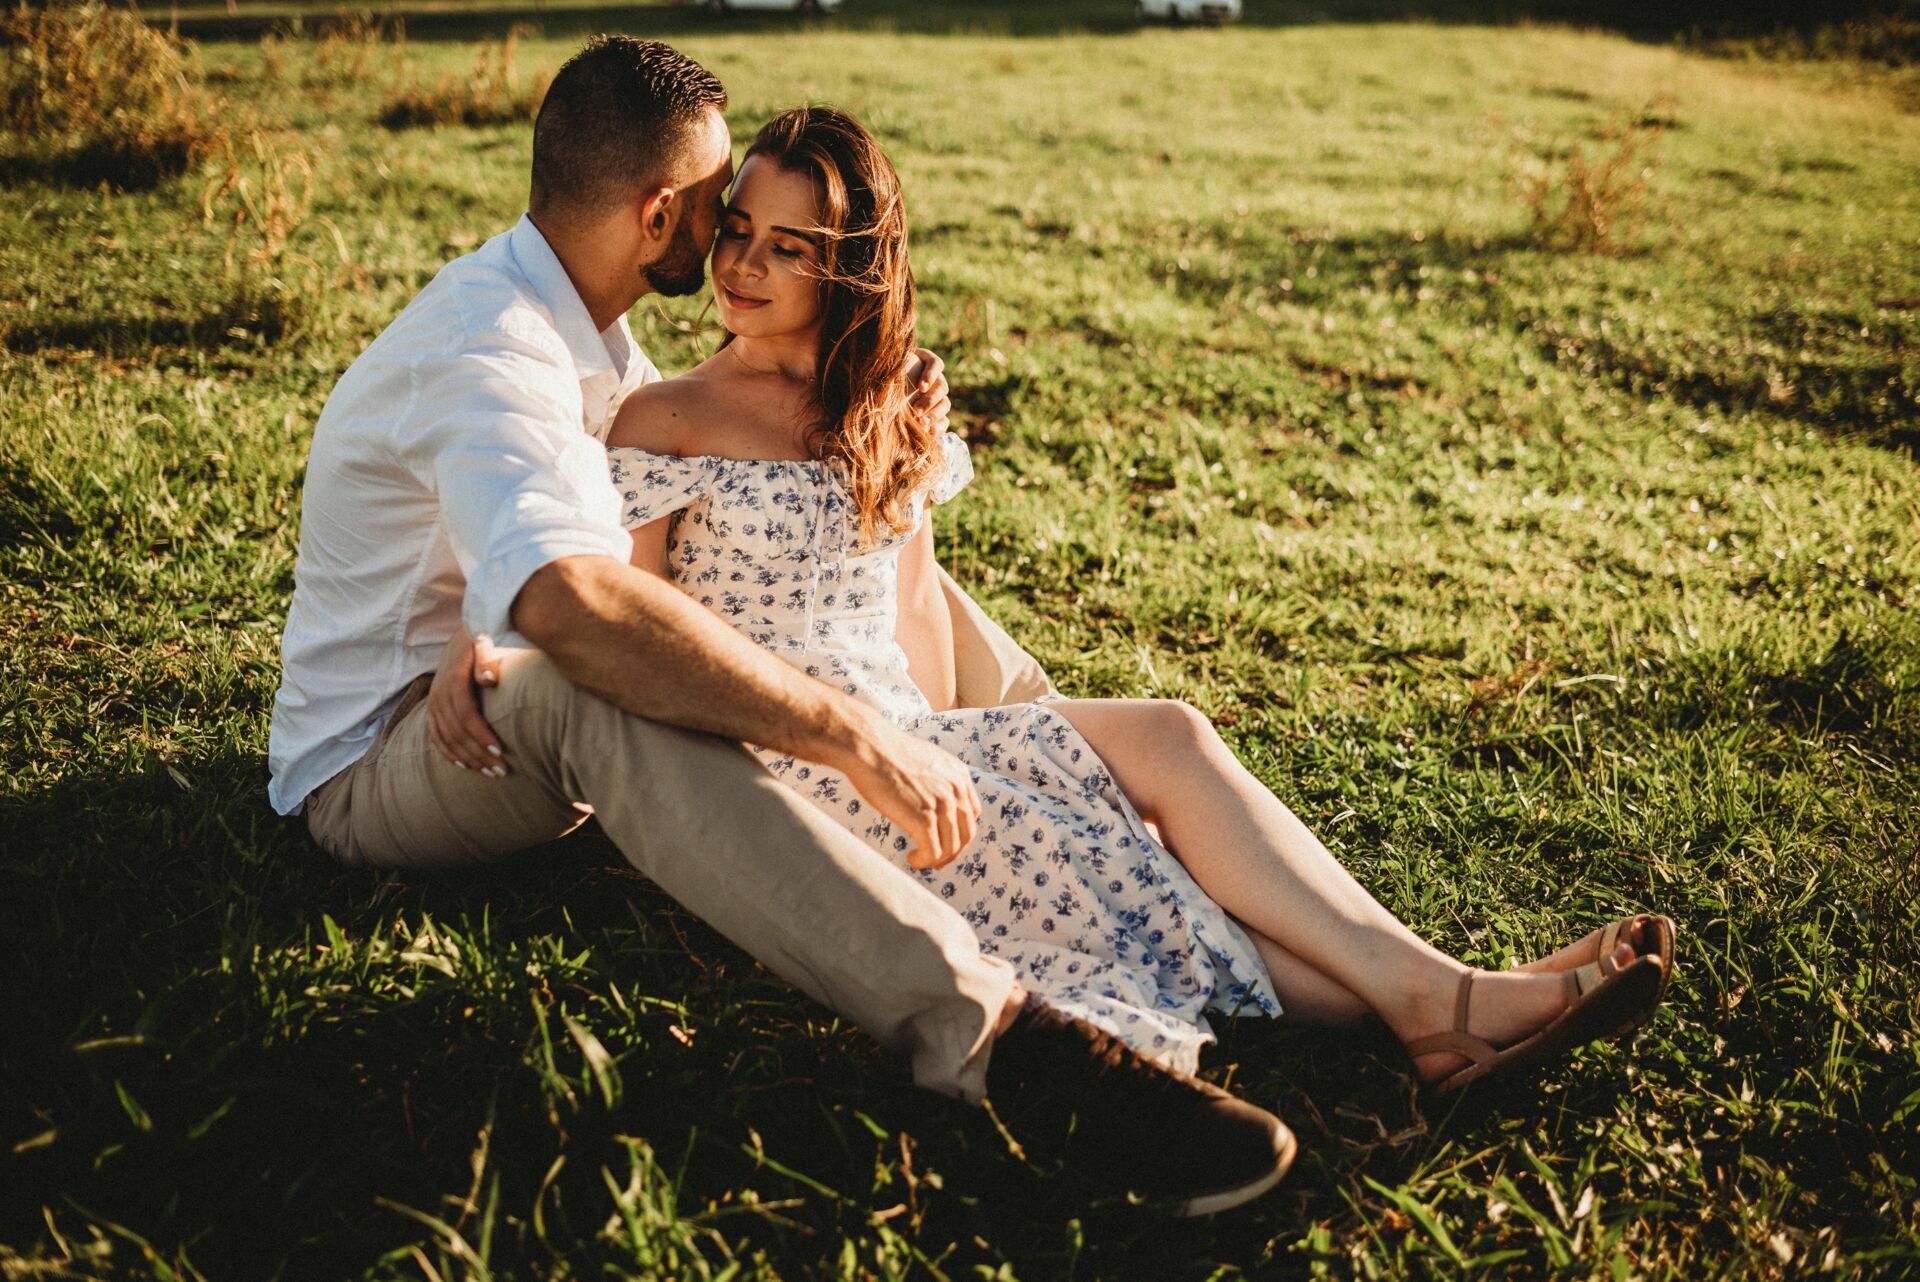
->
[514, 555, 853, 752]
[514, 555, 980, 868]
[405, 330, 978, 866]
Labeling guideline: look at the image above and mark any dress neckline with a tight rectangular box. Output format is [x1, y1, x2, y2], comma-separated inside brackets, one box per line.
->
[609, 445, 832, 473]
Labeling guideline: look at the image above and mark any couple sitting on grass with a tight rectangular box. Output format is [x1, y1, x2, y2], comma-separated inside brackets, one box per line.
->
[268, 36, 1677, 1215]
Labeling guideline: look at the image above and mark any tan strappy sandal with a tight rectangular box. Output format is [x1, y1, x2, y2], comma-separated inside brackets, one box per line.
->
[1529, 913, 1677, 1033]
[1409, 951, 1667, 1097]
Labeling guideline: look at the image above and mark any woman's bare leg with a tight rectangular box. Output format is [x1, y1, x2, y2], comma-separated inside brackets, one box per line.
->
[1239, 926, 1371, 1027]
[1048, 699, 1634, 1081]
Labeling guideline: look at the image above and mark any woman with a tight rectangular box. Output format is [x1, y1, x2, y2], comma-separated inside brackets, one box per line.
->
[433, 106, 1673, 1093]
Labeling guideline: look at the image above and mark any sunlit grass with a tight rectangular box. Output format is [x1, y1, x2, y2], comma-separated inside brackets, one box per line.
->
[2, 5, 1917, 1278]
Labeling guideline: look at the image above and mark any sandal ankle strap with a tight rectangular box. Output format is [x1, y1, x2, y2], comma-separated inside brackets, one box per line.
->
[1404, 970, 1499, 1065]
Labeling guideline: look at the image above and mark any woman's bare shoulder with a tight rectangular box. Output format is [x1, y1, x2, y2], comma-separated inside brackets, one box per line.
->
[607, 376, 723, 453]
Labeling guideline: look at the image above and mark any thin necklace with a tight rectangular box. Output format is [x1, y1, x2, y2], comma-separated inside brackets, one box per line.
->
[728, 342, 814, 381]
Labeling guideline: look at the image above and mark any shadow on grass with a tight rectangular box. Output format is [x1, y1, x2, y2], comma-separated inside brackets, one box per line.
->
[948, 367, 1030, 447]
[0, 456, 84, 544]
[1757, 630, 1920, 749]
[0, 144, 205, 193]
[0, 757, 999, 1270]
[1153, 220, 1920, 460]
[0, 747, 1468, 1275]
[0, 755, 872, 1273]
[1518, 311, 1920, 458]
[0, 308, 296, 359]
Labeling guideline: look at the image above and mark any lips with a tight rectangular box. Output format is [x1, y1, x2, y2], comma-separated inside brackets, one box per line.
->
[722, 284, 769, 309]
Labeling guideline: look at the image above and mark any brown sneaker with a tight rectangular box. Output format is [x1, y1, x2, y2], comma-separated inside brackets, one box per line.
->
[984, 998, 1296, 1216]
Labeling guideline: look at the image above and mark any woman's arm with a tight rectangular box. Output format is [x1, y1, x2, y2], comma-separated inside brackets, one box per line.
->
[629, 514, 672, 579]
[896, 517, 957, 713]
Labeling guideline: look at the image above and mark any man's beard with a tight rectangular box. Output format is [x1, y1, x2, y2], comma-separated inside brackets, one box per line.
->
[643, 218, 708, 297]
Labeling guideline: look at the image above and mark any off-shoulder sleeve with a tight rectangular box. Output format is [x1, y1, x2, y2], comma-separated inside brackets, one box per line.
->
[606, 447, 714, 529]
[928, 432, 974, 506]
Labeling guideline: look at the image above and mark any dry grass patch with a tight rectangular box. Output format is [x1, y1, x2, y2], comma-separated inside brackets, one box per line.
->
[200, 132, 358, 339]
[379, 26, 551, 129]
[0, 2, 232, 188]
[253, 12, 408, 95]
[1512, 112, 1666, 255]
[312, 10, 407, 86]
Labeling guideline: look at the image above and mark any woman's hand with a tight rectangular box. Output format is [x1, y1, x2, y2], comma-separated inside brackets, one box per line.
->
[905, 347, 951, 433]
[426, 628, 508, 776]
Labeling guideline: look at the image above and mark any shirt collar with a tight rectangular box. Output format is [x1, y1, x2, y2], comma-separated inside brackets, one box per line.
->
[506, 213, 636, 391]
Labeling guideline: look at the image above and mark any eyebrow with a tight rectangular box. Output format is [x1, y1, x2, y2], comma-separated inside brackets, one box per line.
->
[722, 204, 820, 243]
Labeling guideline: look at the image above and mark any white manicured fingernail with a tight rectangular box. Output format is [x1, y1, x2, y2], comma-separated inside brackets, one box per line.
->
[487, 744, 502, 757]
[455, 761, 468, 770]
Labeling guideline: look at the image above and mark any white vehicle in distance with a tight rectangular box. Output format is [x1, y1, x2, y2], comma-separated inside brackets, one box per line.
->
[1137, 0, 1242, 23]
[705, 0, 841, 11]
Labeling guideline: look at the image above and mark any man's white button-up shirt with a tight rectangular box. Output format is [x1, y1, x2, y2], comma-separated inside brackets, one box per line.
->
[267, 215, 657, 815]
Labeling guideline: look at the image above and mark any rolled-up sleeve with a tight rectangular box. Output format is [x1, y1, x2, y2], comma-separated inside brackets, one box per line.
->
[398, 324, 632, 640]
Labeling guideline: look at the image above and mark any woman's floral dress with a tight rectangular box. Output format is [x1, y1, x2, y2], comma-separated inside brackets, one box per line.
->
[607, 434, 1279, 1071]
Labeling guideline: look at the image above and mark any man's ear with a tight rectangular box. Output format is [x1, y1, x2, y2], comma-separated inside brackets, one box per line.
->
[637, 186, 677, 244]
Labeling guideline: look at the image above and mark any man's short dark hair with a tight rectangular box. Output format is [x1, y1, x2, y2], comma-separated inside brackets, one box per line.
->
[530, 36, 727, 224]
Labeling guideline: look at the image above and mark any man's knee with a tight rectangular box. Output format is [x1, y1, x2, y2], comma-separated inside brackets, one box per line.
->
[481, 646, 704, 764]
[478, 647, 617, 756]
[486, 647, 578, 711]
[487, 647, 636, 730]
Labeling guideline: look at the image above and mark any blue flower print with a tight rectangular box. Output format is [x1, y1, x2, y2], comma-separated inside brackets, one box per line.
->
[604, 437, 1280, 1075]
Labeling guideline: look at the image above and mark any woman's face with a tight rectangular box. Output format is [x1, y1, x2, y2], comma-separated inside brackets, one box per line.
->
[711, 154, 825, 341]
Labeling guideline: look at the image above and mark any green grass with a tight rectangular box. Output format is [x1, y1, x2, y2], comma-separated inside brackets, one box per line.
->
[4, 3, 1919, 1277]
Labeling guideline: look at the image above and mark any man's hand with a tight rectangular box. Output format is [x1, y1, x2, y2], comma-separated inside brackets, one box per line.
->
[834, 714, 980, 870]
[906, 347, 951, 434]
[426, 629, 508, 775]
[514, 556, 980, 864]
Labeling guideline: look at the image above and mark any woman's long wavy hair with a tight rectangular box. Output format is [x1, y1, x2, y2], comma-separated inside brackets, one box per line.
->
[743, 105, 938, 545]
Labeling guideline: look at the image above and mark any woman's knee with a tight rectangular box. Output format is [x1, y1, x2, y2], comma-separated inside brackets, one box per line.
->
[1051, 697, 1217, 764]
[1147, 698, 1216, 751]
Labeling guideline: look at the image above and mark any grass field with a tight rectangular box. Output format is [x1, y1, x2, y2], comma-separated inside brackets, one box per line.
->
[3, 2, 1918, 1277]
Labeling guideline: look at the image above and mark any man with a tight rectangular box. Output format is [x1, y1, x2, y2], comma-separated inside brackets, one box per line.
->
[268, 35, 1293, 1215]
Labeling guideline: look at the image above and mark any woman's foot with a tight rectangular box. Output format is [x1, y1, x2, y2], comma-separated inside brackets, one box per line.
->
[1403, 942, 1638, 1084]
[1512, 915, 1671, 975]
